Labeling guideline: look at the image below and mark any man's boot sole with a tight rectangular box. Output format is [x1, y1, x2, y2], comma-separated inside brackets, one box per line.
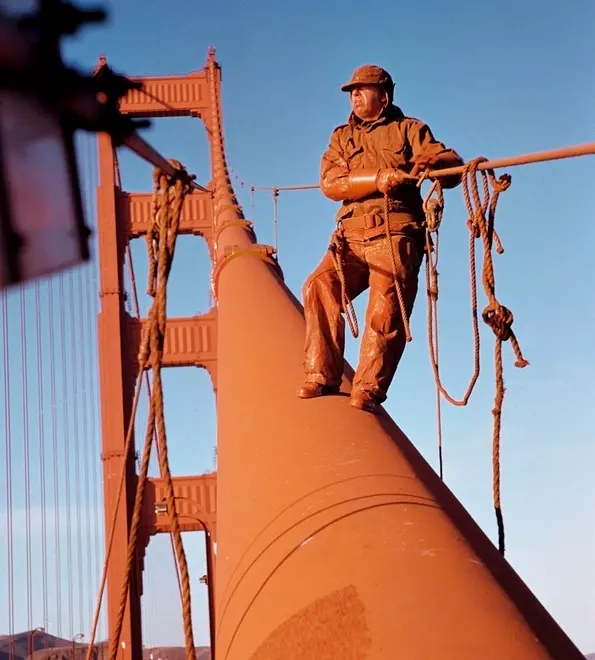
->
[298, 385, 340, 399]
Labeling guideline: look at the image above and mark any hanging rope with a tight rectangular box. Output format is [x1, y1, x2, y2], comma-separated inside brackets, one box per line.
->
[106, 160, 196, 660]
[421, 157, 529, 554]
[272, 187, 279, 254]
[328, 225, 359, 338]
[124, 243, 185, 604]
[383, 194, 413, 342]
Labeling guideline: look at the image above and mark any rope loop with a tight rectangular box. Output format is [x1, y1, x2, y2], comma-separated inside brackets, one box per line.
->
[421, 153, 529, 555]
[422, 180, 444, 234]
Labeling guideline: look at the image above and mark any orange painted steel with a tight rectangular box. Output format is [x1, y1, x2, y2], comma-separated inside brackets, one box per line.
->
[96, 59, 220, 660]
[206, 54, 583, 659]
[96, 133, 143, 660]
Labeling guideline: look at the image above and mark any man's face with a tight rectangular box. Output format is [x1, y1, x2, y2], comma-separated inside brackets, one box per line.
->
[350, 84, 387, 120]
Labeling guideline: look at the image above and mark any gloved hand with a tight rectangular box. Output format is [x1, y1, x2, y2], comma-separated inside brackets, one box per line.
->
[376, 168, 410, 194]
[410, 153, 440, 176]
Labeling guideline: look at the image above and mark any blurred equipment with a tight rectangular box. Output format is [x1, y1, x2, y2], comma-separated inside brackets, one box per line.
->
[0, 0, 177, 289]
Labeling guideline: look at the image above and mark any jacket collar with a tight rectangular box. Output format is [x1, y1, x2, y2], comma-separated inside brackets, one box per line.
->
[348, 104, 405, 132]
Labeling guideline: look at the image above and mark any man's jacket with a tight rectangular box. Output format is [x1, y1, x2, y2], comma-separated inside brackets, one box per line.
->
[320, 104, 463, 240]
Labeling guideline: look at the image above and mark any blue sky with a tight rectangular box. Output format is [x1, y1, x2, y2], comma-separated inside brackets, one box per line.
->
[0, 0, 594, 654]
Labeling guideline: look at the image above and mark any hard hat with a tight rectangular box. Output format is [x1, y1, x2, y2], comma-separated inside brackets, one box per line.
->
[340, 65, 394, 98]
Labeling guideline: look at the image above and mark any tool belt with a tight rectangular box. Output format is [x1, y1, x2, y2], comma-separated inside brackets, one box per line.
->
[340, 213, 386, 231]
[340, 210, 422, 234]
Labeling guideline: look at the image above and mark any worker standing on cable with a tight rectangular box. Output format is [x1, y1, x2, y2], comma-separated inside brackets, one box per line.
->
[299, 64, 464, 413]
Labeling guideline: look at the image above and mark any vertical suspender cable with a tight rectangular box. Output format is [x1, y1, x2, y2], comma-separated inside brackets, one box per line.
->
[35, 280, 50, 640]
[59, 272, 75, 636]
[20, 284, 33, 631]
[69, 269, 85, 633]
[49, 277, 63, 635]
[2, 291, 15, 660]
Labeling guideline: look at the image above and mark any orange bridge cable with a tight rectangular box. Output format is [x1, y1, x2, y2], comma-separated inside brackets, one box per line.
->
[2, 291, 15, 660]
[124, 242, 184, 605]
[59, 272, 75, 636]
[20, 283, 33, 631]
[34, 279, 50, 631]
[48, 276, 63, 636]
[108, 164, 196, 660]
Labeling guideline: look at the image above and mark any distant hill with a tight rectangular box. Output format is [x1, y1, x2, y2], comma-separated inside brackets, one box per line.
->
[0, 632, 78, 659]
[0, 633, 210, 660]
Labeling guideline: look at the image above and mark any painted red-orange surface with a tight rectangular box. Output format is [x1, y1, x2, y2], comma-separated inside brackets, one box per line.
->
[205, 53, 583, 660]
[95, 50, 584, 659]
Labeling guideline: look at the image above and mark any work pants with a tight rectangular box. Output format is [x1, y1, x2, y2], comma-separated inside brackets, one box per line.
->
[302, 232, 423, 401]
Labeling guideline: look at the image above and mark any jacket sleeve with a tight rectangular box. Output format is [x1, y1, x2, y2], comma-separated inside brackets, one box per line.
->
[407, 120, 464, 189]
[320, 128, 352, 201]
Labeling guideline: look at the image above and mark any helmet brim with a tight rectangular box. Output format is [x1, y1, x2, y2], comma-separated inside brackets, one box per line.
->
[340, 81, 383, 92]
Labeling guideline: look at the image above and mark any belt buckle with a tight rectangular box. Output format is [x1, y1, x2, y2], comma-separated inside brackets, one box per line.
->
[364, 213, 383, 229]
[364, 214, 377, 229]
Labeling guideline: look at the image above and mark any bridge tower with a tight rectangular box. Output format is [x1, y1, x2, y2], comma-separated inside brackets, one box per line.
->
[96, 52, 219, 660]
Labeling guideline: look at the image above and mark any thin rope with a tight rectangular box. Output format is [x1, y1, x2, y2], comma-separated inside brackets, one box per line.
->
[125, 241, 184, 604]
[272, 187, 279, 254]
[328, 225, 359, 338]
[420, 158, 528, 554]
[383, 194, 413, 342]
[462, 158, 528, 555]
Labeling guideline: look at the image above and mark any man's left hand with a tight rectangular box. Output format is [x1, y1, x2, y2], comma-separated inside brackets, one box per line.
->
[411, 153, 440, 176]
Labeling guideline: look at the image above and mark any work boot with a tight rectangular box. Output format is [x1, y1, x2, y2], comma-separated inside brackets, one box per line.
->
[298, 382, 340, 399]
[350, 389, 380, 413]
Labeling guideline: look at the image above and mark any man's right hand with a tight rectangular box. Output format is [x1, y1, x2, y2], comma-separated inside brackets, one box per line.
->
[376, 168, 410, 194]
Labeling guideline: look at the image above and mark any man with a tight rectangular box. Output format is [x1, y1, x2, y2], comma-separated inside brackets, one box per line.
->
[299, 64, 463, 413]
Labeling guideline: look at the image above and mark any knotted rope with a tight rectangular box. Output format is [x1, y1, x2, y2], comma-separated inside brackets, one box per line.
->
[107, 160, 196, 660]
[421, 157, 529, 554]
